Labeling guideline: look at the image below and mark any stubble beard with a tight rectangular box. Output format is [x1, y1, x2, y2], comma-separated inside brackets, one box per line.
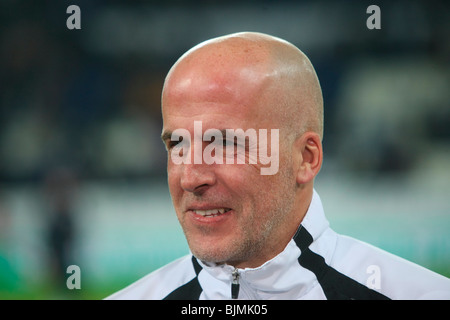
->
[182, 164, 296, 267]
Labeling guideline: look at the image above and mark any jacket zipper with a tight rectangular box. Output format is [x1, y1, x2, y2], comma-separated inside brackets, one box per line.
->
[231, 268, 240, 299]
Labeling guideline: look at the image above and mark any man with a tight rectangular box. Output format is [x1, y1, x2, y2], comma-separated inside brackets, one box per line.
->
[107, 32, 450, 300]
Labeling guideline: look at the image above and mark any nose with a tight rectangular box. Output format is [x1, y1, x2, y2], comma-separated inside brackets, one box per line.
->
[180, 162, 217, 195]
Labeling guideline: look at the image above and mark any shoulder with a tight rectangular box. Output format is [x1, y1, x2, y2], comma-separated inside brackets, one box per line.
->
[330, 233, 450, 299]
[105, 254, 196, 300]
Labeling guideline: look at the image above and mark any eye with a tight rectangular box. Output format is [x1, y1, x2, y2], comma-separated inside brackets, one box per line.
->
[223, 138, 238, 147]
[167, 136, 184, 150]
[167, 141, 178, 149]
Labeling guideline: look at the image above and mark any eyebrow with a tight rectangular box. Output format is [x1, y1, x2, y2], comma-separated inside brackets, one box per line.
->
[161, 130, 172, 142]
[161, 129, 253, 144]
[160, 129, 227, 142]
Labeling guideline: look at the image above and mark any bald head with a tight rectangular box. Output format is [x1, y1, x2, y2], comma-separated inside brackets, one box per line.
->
[162, 32, 323, 141]
[161, 32, 324, 267]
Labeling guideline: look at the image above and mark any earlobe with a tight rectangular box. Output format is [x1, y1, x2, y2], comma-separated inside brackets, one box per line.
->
[294, 133, 323, 185]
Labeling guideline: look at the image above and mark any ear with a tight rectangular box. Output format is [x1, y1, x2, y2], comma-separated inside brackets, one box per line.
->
[293, 132, 323, 185]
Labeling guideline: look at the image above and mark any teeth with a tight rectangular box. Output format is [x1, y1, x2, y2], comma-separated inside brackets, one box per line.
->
[194, 208, 230, 217]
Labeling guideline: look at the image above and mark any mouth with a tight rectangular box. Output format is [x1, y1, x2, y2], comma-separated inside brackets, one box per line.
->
[192, 208, 232, 218]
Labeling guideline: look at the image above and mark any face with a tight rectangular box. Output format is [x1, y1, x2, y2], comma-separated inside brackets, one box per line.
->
[161, 51, 298, 268]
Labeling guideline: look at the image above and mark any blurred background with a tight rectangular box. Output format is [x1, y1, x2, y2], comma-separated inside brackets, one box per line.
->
[0, 0, 449, 299]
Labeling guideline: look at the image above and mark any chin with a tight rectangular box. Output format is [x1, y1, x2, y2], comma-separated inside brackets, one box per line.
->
[191, 247, 229, 264]
[189, 239, 253, 266]
[189, 241, 238, 264]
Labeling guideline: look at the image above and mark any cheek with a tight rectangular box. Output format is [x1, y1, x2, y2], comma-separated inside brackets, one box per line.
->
[249, 158, 296, 211]
[167, 164, 181, 200]
[219, 167, 275, 214]
[215, 164, 257, 192]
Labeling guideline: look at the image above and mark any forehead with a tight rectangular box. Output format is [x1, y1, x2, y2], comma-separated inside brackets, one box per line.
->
[162, 45, 279, 129]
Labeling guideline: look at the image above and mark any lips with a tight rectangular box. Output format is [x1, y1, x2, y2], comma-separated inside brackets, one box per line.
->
[193, 208, 232, 217]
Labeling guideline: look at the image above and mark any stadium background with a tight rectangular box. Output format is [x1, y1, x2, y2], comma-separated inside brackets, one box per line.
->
[0, 0, 449, 299]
